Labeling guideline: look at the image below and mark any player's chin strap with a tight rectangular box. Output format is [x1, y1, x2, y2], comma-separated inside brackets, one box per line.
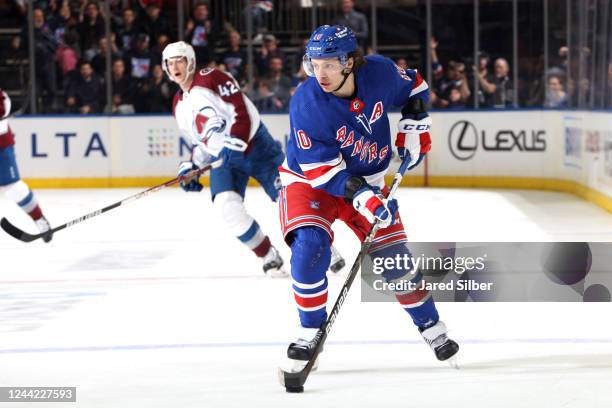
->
[332, 66, 353, 93]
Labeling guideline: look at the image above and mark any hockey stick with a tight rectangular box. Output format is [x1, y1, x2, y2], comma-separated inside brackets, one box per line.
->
[0, 160, 221, 243]
[279, 156, 412, 392]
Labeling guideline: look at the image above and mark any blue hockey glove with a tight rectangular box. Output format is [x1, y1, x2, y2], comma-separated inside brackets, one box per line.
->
[219, 136, 249, 169]
[352, 186, 399, 228]
[178, 161, 203, 192]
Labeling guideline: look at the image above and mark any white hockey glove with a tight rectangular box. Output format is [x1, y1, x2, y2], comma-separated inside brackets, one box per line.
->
[396, 115, 432, 170]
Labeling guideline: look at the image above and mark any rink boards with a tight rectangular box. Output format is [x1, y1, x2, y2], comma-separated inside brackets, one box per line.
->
[9, 110, 612, 211]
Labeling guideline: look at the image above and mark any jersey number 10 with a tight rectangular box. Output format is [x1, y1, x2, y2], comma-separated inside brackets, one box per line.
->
[296, 129, 312, 149]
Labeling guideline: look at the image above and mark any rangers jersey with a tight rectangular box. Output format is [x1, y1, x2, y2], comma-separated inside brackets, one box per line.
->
[280, 54, 429, 197]
[172, 68, 261, 157]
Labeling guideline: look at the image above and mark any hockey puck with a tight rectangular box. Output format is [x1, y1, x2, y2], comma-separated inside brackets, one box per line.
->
[285, 385, 304, 393]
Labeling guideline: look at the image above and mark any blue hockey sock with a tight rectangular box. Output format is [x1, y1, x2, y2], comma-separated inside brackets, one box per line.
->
[370, 243, 439, 330]
[290, 227, 331, 328]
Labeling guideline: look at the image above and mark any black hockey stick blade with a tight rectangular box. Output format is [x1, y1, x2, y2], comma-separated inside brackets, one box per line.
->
[0, 217, 49, 242]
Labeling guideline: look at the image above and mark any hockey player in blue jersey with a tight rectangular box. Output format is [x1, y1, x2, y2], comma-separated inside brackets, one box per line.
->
[278, 25, 459, 370]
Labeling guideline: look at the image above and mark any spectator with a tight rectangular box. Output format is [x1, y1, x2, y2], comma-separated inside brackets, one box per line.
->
[255, 33, 285, 77]
[151, 33, 170, 66]
[77, 1, 105, 56]
[185, 1, 217, 65]
[110, 58, 135, 113]
[472, 51, 491, 106]
[447, 87, 466, 109]
[55, 30, 79, 77]
[65, 60, 105, 113]
[291, 37, 309, 72]
[91, 34, 120, 75]
[23, 8, 58, 110]
[137, 3, 170, 45]
[219, 30, 247, 85]
[115, 7, 137, 54]
[136, 0, 163, 16]
[125, 33, 154, 79]
[395, 57, 408, 71]
[265, 55, 291, 110]
[430, 37, 444, 82]
[335, 0, 369, 49]
[478, 57, 514, 108]
[248, 0, 273, 43]
[252, 78, 284, 113]
[137, 64, 173, 112]
[544, 74, 567, 108]
[290, 63, 308, 96]
[435, 61, 470, 108]
[47, 0, 74, 44]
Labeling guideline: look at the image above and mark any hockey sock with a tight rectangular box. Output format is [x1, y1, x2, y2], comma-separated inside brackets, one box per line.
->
[237, 221, 271, 257]
[290, 227, 331, 328]
[2, 180, 43, 220]
[370, 243, 439, 330]
[214, 191, 271, 257]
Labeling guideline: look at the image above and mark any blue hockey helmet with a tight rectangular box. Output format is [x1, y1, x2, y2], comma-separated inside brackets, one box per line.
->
[303, 25, 357, 77]
[306, 25, 357, 59]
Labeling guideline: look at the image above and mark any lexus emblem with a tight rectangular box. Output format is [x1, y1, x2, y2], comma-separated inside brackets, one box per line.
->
[448, 120, 478, 161]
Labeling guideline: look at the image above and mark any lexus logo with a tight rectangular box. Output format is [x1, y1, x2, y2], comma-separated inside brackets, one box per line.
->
[448, 120, 547, 161]
[448, 120, 478, 161]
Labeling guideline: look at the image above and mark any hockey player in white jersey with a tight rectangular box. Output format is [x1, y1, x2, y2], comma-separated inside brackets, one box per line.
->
[0, 89, 53, 242]
[162, 41, 288, 276]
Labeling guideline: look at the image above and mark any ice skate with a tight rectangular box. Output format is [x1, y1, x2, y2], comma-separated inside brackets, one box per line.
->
[285, 327, 322, 373]
[262, 246, 287, 277]
[329, 245, 346, 273]
[35, 216, 53, 243]
[420, 320, 459, 365]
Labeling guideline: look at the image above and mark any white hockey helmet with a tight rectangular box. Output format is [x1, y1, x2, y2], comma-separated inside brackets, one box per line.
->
[1, 90, 11, 119]
[162, 41, 196, 83]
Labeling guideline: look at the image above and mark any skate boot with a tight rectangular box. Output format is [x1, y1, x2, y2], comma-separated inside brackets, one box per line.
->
[329, 245, 346, 273]
[262, 246, 287, 277]
[35, 216, 53, 243]
[420, 320, 459, 363]
[286, 327, 323, 373]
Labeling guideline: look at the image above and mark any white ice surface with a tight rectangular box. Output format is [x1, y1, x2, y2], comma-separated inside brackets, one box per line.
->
[1, 187, 611, 408]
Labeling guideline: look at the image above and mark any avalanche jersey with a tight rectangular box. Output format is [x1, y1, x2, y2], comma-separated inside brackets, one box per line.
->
[172, 68, 261, 157]
[0, 90, 15, 149]
[280, 54, 429, 197]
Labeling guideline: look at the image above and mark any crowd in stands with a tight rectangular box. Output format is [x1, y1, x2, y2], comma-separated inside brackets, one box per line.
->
[1, 0, 610, 114]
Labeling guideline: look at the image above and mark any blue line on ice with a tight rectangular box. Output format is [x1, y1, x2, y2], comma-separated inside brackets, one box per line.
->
[1, 338, 612, 354]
